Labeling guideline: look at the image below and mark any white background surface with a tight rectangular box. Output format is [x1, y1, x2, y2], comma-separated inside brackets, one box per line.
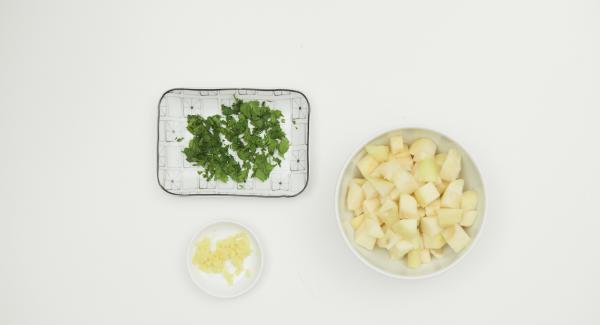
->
[1, 0, 599, 324]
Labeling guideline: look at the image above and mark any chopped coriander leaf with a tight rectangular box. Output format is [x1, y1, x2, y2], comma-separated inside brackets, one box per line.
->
[182, 97, 289, 183]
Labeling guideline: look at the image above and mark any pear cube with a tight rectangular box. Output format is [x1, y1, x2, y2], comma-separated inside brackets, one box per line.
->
[440, 149, 461, 182]
[441, 179, 464, 208]
[442, 224, 471, 253]
[414, 183, 441, 207]
[366, 145, 390, 162]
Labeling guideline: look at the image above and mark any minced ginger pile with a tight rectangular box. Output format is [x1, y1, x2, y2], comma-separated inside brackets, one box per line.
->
[192, 231, 252, 285]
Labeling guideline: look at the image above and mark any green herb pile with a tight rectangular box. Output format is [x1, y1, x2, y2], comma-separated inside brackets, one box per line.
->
[182, 98, 289, 183]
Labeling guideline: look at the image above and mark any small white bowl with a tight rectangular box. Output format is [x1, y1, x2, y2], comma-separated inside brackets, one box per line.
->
[335, 127, 486, 279]
[186, 220, 263, 298]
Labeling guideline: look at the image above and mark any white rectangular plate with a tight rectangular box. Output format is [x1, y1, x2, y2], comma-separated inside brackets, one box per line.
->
[157, 88, 310, 197]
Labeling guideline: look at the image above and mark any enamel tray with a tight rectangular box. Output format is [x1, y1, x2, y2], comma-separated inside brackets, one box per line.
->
[157, 88, 310, 197]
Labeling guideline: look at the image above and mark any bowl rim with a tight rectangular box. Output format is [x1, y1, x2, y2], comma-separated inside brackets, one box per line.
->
[334, 126, 487, 280]
[186, 219, 264, 298]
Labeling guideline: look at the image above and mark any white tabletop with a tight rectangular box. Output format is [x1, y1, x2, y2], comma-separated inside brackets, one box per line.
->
[1, 0, 599, 324]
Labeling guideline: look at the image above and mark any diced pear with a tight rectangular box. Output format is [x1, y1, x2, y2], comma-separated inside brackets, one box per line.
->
[423, 233, 446, 249]
[442, 224, 471, 253]
[434, 179, 448, 194]
[418, 208, 425, 218]
[391, 170, 419, 195]
[441, 179, 464, 208]
[366, 145, 390, 162]
[357, 155, 379, 178]
[430, 247, 444, 258]
[346, 182, 364, 211]
[351, 214, 365, 230]
[354, 206, 364, 216]
[395, 156, 413, 170]
[367, 177, 394, 197]
[409, 138, 437, 161]
[392, 219, 418, 238]
[414, 183, 440, 207]
[378, 159, 406, 180]
[420, 249, 431, 264]
[377, 229, 401, 250]
[440, 149, 462, 182]
[352, 178, 366, 185]
[420, 216, 442, 236]
[411, 232, 423, 249]
[461, 190, 478, 210]
[390, 136, 404, 154]
[399, 194, 419, 219]
[388, 189, 400, 200]
[437, 208, 463, 227]
[425, 199, 441, 217]
[361, 181, 378, 199]
[355, 232, 376, 250]
[361, 218, 384, 238]
[406, 250, 422, 268]
[389, 240, 413, 260]
[460, 210, 478, 227]
[435, 153, 447, 167]
[378, 199, 399, 224]
[414, 157, 440, 183]
[362, 198, 380, 214]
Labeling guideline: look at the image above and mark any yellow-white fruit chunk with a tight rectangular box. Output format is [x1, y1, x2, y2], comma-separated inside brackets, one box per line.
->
[460, 210, 478, 227]
[388, 189, 400, 200]
[351, 214, 365, 230]
[440, 149, 462, 182]
[346, 182, 364, 211]
[361, 181, 378, 199]
[435, 153, 447, 167]
[414, 157, 440, 183]
[409, 138, 437, 162]
[362, 198, 380, 214]
[352, 178, 366, 185]
[442, 224, 471, 253]
[378, 159, 407, 180]
[389, 240, 413, 260]
[396, 143, 411, 156]
[414, 183, 441, 207]
[355, 232, 376, 250]
[420, 249, 431, 264]
[418, 208, 425, 218]
[390, 136, 404, 154]
[406, 249, 422, 268]
[357, 155, 379, 178]
[367, 177, 394, 197]
[399, 194, 419, 219]
[430, 247, 444, 258]
[423, 233, 446, 249]
[360, 218, 384, 238]
[392, 169, 419, 195]
[420, 216, 442, 236]
[441, 179, 464, 208]
[378, 199, 399, 224]
[461, 190, 478, 210]
[377, 229, 401, 250]
[354, 207, 364, 216]
[425, 199, 441, 217]
[366, 145, 390, 162]
[434, 179, 448, 194]
[392, 219, 418, 238]
[395, 156, 413, 170]
[437, 208, 463, 227]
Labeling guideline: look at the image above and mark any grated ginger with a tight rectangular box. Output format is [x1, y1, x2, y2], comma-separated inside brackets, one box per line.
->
[192, 231, 252, 286]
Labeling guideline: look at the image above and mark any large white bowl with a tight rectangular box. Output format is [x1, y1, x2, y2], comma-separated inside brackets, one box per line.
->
[335, 128, 486, 279]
